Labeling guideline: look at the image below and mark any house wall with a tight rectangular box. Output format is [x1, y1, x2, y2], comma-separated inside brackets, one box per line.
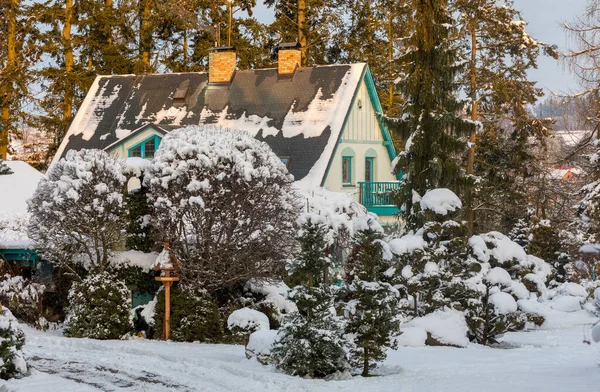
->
[323, 79, 398, 220]
[108, 128, 164, 159]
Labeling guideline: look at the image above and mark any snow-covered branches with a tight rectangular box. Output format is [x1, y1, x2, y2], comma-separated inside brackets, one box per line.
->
[146, 125, 300, 292]
[27, 149, 128, 271]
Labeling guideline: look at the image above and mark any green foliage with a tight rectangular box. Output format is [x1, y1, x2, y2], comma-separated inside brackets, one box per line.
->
[271, 286, 348, 378]
[343, 216, 399, 376]
[344, 280, 399, 376]
[125, 186, 156, 253]
[64, 271, 133, 340]
[110, 265, 160, 295]
[154, 285, 223, 343]
[388, 0, 477, 229]
[0, 308, 27, 380]
[528, 219, 560, 264]
[288, 218, 333, 287]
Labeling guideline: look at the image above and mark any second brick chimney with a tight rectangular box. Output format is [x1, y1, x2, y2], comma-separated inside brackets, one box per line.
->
[208, 47, 236, 84]
[278, 43, 302, 75]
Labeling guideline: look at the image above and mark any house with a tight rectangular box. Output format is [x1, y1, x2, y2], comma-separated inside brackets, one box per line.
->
[51, 45, 401, 220]
[0, 161, 52, 284]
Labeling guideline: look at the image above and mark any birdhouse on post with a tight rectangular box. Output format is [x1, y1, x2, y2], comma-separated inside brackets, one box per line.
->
[153, 240, 180, 340]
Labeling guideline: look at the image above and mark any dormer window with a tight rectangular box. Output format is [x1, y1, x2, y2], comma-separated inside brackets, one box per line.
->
[128, 135, 161, 159]
[173, 80, 190, 107]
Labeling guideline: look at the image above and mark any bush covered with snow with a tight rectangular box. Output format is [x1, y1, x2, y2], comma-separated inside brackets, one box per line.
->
[0, 307, 27, 380]
[146, 126, 299, 292]
[0, 275, 45, 328]
[227, 308, 269, 343]
[154, 285, 223, 343]
[64, 271, 133, 339]
[245, 329, 278, 365]
[404, 309, 469, 348]
[28, 149, 128, 269]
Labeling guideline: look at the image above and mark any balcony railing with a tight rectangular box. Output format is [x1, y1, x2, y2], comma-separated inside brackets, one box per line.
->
[358, 182, 401, 208]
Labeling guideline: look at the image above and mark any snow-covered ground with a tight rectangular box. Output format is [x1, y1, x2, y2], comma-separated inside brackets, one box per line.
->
[2, 310, 599, 392]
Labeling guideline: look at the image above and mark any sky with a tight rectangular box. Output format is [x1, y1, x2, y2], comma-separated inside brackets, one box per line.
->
[251, 0, 587, 98]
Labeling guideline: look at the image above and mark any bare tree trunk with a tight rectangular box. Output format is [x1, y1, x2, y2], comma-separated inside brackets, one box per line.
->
[61, 0, 74, 144]
[298, 0, 307, 65]
[387, 15, 394, 112]
[139, 0, 152, 72]
[466, 20, 478, 235]
[362, 346, 369, 377]
[0, 0, 18, 159]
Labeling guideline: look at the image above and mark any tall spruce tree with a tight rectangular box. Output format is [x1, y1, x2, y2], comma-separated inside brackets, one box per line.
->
[453, 0, 558, 234]
[388, 0, 477, 230]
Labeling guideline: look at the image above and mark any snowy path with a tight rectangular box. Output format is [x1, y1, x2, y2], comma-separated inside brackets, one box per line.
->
[2, 310, 600, 392]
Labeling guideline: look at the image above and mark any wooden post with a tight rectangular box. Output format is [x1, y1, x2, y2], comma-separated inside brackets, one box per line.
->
[164, 280, 171, 339]
[153, 240, 180, 341]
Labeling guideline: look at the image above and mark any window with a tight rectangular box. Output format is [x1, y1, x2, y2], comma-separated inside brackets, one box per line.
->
[342, 156, 352, 184]
[280, 156, 291, 168]
[365, 157, 374, 182]
[144, 138, 156, 158]
[128, 135, 161, 159]
[129, 145, 142, 158]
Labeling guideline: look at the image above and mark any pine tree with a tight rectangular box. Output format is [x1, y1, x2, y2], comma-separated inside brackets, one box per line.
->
[343, 215, 399, 377]
[271, 286, 348, 378]
[453, 0, 558, 234]
[336, 0, 409, 116]
[271, 213, 349, 378]
[287, 217, 332, 287]
[265, 0, 341, 65]
[0, 0, 36, 160]
[465, 267, 526, 345]
[392, 189, 479, 317]
[0, 307, 27, 380]
[388, 0, 478, 230]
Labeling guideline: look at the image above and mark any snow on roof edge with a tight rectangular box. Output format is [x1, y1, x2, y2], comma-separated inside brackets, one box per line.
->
[49, 75, 104, 170]
[295, 63, 366, 188]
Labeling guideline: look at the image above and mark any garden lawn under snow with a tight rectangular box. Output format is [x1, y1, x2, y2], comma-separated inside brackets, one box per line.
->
[2, 308, 600, 392]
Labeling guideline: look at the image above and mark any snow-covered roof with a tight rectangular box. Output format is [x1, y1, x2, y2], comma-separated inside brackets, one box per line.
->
[51, 64, 368, 187]
[0, 161, 43, 216]
[0, 161, 43, 249]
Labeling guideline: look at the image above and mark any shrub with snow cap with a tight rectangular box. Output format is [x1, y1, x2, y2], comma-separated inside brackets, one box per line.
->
[146, 125, 299, 292]
[28, 149, 128, 269]
[227, 308, 270, 340]
[0, 307, 27, 380]
[64, 270, 133, 339]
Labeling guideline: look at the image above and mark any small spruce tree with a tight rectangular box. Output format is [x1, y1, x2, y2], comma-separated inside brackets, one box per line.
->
[0, 307, 27, 380]
[344, 215, 400, 376]
[271, 286, 348, 378]
[271, 215, 349, 378]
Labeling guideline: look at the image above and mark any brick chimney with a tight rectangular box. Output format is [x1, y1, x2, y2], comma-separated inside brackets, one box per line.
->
[278, 42, 302, 75]
[208, 47, 236, 84]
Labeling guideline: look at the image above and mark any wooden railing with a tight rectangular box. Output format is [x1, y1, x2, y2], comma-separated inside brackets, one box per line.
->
[358, 182, 401, 207]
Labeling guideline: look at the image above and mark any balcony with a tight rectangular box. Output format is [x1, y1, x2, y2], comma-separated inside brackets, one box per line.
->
[358, 182, 401, 216]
